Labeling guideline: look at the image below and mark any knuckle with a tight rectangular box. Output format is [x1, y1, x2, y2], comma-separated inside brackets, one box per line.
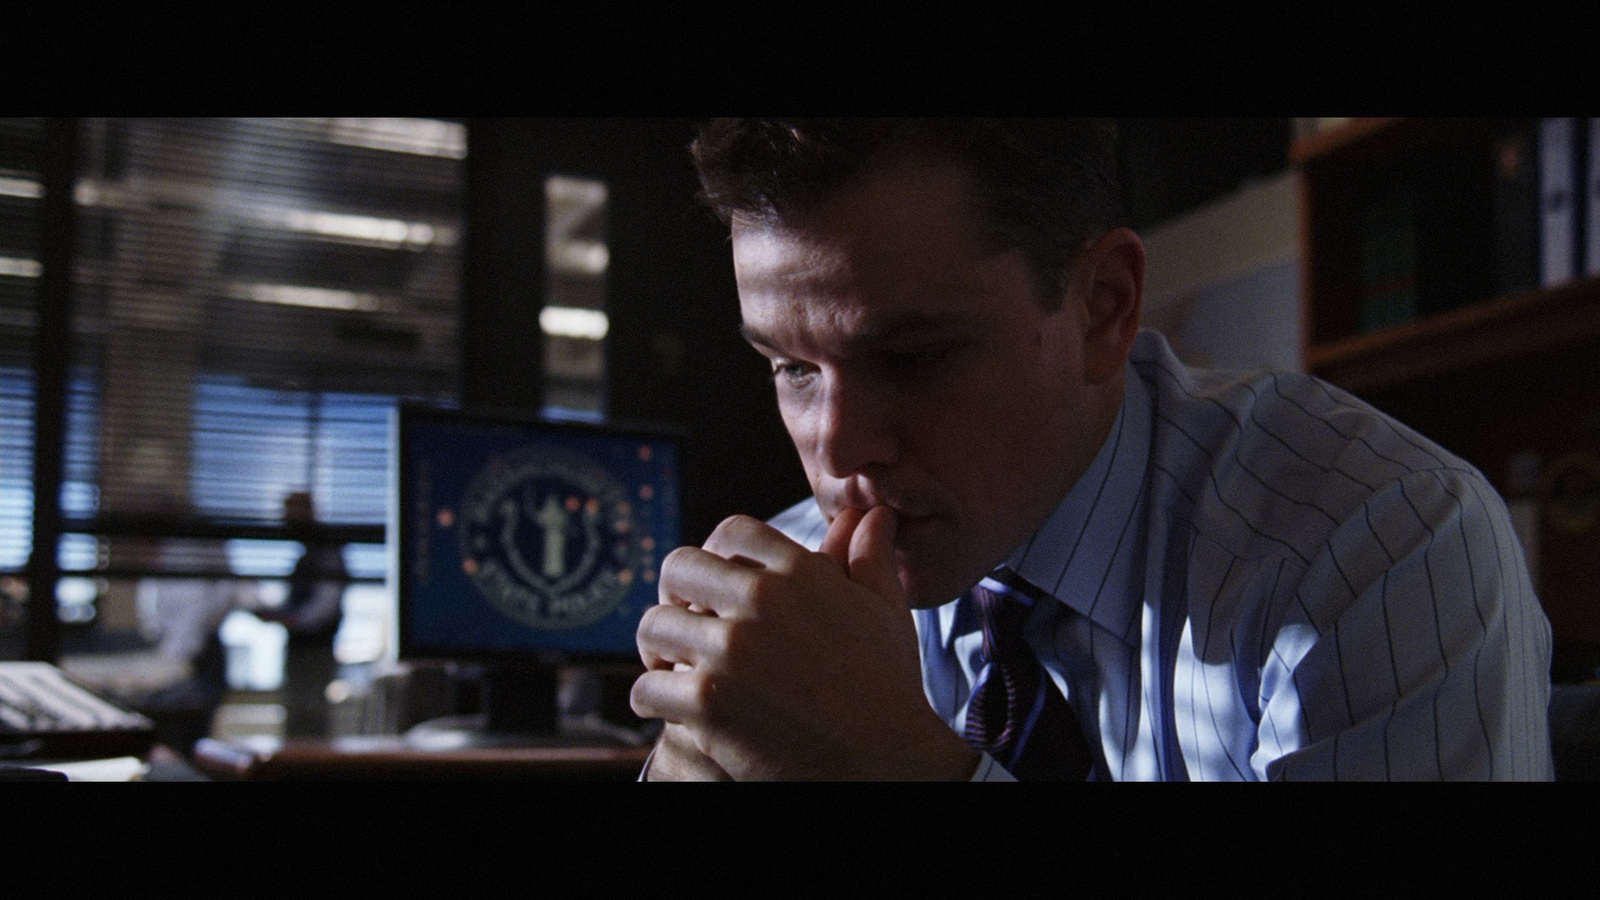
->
[715, 617, 746, 658]
[703, 514, 756, 554]
[636, 603, 661, 632]
[799, 548, 844, 579]
[628, 672, 657, 717]
[744, 569, 785, 611]
[662, 543, 699, 565]
[635, 606, 671, 653]
[689, 670, 721, 713]
[658, 545, 697, 581]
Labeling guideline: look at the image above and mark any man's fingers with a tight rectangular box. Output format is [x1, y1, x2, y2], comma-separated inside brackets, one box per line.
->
[849, 505, 905, 606]
[700, 514, 813, 572]
[656, 543, 763, 618]
[636, 603, 727, 671]
[817, 505, 865, 570]
[644, 724, 732, 781]
[664, 514, 843, 618]
[630, 664, 729, 736]
[630, 666, 700, 721]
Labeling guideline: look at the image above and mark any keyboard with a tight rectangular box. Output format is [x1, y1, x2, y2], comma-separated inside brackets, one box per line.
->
[0, 661, 156, 760]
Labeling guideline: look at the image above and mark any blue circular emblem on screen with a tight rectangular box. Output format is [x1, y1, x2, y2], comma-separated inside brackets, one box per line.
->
[458, 447, 637, 630]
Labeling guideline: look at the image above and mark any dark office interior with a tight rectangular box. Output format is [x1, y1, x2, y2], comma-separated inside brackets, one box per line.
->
[4, 117, 1596, 780]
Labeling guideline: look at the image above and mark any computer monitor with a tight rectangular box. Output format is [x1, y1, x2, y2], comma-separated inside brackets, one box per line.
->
[389, 402, 681, 746]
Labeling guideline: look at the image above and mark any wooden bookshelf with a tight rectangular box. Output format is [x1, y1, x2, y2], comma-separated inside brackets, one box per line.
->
[1293, 117, 1600, 681]
[1306, 274, 1600, 392]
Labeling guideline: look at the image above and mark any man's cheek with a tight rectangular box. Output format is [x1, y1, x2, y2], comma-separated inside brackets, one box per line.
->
[787, 427, 822, 478]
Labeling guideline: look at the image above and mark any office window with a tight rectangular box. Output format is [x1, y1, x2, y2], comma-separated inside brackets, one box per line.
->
[0, 366, 35, 571]
[0, 118, 43, 656]
[0, 118, 466, 655]
[69, 118, 463, 531]
[541, 174, 608, 421]
[187, 377, 392, 525]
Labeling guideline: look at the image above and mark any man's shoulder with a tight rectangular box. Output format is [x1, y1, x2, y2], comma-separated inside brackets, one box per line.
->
[1129, 330, 1494, 555]
[1134, 330, 1478, 481]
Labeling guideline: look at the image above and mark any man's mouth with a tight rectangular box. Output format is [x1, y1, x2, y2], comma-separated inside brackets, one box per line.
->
[825, 484, 934, 520]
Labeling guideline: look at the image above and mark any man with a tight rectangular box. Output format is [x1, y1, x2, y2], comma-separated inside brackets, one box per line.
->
[630, 119, 1554, 780]
[258, 491, 346, 737]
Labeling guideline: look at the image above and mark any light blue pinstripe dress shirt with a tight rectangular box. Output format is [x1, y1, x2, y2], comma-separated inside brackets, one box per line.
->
[770, 329, 1554, 781]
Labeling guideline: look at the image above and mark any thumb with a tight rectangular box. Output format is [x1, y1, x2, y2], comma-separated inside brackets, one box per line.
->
[848, 506, 905, 606]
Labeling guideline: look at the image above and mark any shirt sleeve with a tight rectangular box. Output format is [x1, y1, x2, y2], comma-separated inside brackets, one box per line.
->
[638, 743, 655, 782]
[1256, 467, 1554, 780]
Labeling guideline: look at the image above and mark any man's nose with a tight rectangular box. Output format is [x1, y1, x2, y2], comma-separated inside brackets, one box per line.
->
[815, 377, 897, 478]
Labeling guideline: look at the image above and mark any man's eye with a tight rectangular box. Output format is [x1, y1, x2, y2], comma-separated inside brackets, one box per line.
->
[771, 362, 815, 387]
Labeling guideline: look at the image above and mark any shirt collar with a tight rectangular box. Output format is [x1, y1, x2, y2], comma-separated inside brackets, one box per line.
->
[998, 359, 1152, 644]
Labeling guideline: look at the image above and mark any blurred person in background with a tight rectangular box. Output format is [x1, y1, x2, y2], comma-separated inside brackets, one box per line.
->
[259, 491, 346, 737]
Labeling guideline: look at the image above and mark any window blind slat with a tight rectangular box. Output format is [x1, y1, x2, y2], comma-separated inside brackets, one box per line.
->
[3, 119, 463, 578]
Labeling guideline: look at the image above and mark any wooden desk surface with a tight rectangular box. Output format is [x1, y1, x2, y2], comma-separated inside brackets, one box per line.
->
[193, 735, 650, 781]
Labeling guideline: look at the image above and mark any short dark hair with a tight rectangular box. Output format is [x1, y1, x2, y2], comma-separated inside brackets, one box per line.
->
[689, 118, 1123, 309]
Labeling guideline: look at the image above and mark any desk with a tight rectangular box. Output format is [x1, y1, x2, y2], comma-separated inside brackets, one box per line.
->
[192, 735, 650, 781]
[0, 745, 207, 781]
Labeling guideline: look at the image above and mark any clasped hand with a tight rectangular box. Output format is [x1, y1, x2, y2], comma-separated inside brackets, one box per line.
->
[630, 506, 978, 780]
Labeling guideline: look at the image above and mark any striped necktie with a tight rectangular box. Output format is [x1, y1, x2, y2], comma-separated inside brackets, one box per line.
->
[961, 580, 1095, 781]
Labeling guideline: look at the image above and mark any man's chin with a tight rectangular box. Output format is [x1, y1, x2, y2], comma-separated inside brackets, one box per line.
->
[889, 523, 966, 608]
[897, 562, 979, 610]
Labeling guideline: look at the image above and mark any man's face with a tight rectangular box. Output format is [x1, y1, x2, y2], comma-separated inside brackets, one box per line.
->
[733, 163, 1121, 608]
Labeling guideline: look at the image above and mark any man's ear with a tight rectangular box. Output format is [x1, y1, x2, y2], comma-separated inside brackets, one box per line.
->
[1074, 227, 1145, 385]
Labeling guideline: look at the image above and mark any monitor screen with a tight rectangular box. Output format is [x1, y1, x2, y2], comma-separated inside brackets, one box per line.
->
[391, 403, 681, 665]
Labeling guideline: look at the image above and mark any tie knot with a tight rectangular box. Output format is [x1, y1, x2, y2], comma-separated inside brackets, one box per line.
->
[971, 582, 1033, 664]
[962, 578, 1097, 779]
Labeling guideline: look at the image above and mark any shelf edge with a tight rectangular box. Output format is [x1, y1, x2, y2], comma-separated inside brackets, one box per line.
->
[1289, 118, 1406, 165]
[1307, 276, 1600, 392]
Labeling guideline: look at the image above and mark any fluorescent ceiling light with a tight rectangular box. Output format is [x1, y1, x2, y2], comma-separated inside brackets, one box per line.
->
[547, 175, 607, 207]
[0, 175, 42, 199]
[0, 256, 41, 278]
[268, 208, 434, 249]
[231, 282, 386, 313]
[69, 176, 446, 251]
[541, 306, 609, 340]
[550, 240, 608, 275]
[325, 118, 467, 160]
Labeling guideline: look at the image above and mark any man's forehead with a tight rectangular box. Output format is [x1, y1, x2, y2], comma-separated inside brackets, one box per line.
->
[738, 307, 982, 354]
[730, 163, 989, 270]
[734, 228, 1006, 354]
[730, 219, 854, 291]
[733, 216, 1011, 309]
[729, 161, 1041, 357]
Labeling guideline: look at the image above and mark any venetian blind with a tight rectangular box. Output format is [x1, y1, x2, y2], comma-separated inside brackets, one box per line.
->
[0, 119, 43, 641]
[65, 118, 464, 542]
